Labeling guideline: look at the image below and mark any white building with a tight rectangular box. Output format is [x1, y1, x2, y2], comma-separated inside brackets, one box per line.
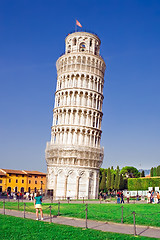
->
[46, 31, 106, 199]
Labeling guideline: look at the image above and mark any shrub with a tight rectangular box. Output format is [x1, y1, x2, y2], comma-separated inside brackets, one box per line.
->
[128, 177, 160, 190]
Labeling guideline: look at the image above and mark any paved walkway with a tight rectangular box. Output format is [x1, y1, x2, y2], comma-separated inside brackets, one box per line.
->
[0, 209, 160, 238]
[0, 198, 148, 204]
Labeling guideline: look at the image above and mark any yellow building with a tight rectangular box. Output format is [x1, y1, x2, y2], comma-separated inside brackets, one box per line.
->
[23, 170, 46, 193]
[0, 171, 7, 193]
[0, 169, 46, 193]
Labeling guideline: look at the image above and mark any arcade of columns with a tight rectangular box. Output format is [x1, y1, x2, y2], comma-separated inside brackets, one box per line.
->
[46, 32, 106, 199]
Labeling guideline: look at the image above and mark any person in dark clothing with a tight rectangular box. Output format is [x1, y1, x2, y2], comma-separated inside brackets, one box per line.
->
[121, 191, 124, 204]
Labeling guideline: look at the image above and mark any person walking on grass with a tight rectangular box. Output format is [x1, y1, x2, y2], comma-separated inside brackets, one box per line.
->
[34, 192, 43, 220]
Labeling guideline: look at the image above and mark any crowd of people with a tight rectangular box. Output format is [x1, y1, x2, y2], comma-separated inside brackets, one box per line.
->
[7, 191, 37, 200]
[99, 190, 160, 204]
[147, 190, 159, 204]
[0, 191, 43, 201]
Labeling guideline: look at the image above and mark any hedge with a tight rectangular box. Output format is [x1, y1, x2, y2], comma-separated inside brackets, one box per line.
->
[128, 177, 160, 190]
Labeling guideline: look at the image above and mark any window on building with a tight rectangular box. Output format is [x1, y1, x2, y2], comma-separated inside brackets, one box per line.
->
[28, 175, 32, 178]
[35, 181, 37, 184]
[9, 174, 11, 176]
[41, 177, 43, 179]
[16, 174, 18, 177]
[9, 179, 11, 183]
[16, 179, 18, 183]
[0, 180, 2, 183]
[22, 180, 24, 183]
[29, 180, 31, 184]
[35, 176, 37, 178]
[22, 175, 24, 177]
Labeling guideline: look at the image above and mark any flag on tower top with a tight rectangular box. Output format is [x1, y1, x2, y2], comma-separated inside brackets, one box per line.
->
[76, 19, 82, 28]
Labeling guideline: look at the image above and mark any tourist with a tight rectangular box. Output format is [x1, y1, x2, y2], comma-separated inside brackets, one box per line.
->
[117, 190, 120, 204]
[30, 192, 33, 201]
[136, 193, 139, 201]
[151, 190, 154, 203]
[99, 191, 103, 201]
[126, 191, 130, 203]
[34, 191, 43, 220]
[153, 191, 157, 204]
[157, 192, 160, 203]
[120, 191, 124, 204]
[26, 192, 29, 200]
[147, 191, 151, 203]
[103, 192, 107, 200]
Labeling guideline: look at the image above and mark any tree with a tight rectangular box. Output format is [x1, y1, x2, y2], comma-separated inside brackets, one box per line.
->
[106, 168, 111, 190]
[141, 170, 145, 177]
[110, 173, 115, 190]
[120, 166, 140, 178]
[153, 167, 157, 177]
[119, 174, 124, 190]
[114, 168, 120, 190]
[111, 166, 113, 170]
[157, 165, 160, 176]
[100, 171, 106, 191]
[150, 167, 153, 177]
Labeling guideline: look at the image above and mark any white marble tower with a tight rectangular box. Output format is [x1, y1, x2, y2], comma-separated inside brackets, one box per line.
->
[46, 31, 106, 199]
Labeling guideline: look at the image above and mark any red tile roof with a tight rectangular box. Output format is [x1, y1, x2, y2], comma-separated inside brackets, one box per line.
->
[1, 169, 26, 174]
[0, 170, 6, 176]
[0, 169, 46, 176]
[23, 170, 46, 176]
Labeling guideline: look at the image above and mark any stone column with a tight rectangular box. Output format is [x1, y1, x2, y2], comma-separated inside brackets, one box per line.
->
[64, 176, 68, 199]
[86, 112, 89, 126]
[77, 93, 80, 106]
[95, 172, 99, 199]
[91, 113, 93, 127]
[76, 176, 80, 199]
[64, 95, 66, 105]
[54, 174, 58, 199]
[86, 172, 90, 199]
[79, 131, 82, 145]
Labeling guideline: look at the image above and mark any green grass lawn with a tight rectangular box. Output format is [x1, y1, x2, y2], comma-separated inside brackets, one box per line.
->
[0, 201, 160, 227]
[0, 214, 157, 240]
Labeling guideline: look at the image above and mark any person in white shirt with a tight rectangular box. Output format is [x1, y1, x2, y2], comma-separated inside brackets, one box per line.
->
[147, 191, 151, 203]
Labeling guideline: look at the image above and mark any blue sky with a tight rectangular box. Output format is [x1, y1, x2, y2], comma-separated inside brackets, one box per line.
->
[0, 0, 160, 172]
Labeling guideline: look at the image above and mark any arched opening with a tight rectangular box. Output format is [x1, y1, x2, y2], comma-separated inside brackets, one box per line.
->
[79, 172, 86, 199]
[67, 45, 71, 53]
[88, 172, 94, 199]
[73, 38, 77, 45]
[79, 42, 86, 52]
[56, 170, 65, 199]
[66, 171, 76, 198]
[15, 187, 18, 193]
[21, 187, 24, 193]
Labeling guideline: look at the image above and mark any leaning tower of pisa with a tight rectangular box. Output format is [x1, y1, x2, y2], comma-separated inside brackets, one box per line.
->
[45, 31, 106, 199]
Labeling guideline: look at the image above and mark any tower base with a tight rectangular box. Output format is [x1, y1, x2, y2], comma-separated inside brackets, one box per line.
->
[45, 143, 103, 199]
